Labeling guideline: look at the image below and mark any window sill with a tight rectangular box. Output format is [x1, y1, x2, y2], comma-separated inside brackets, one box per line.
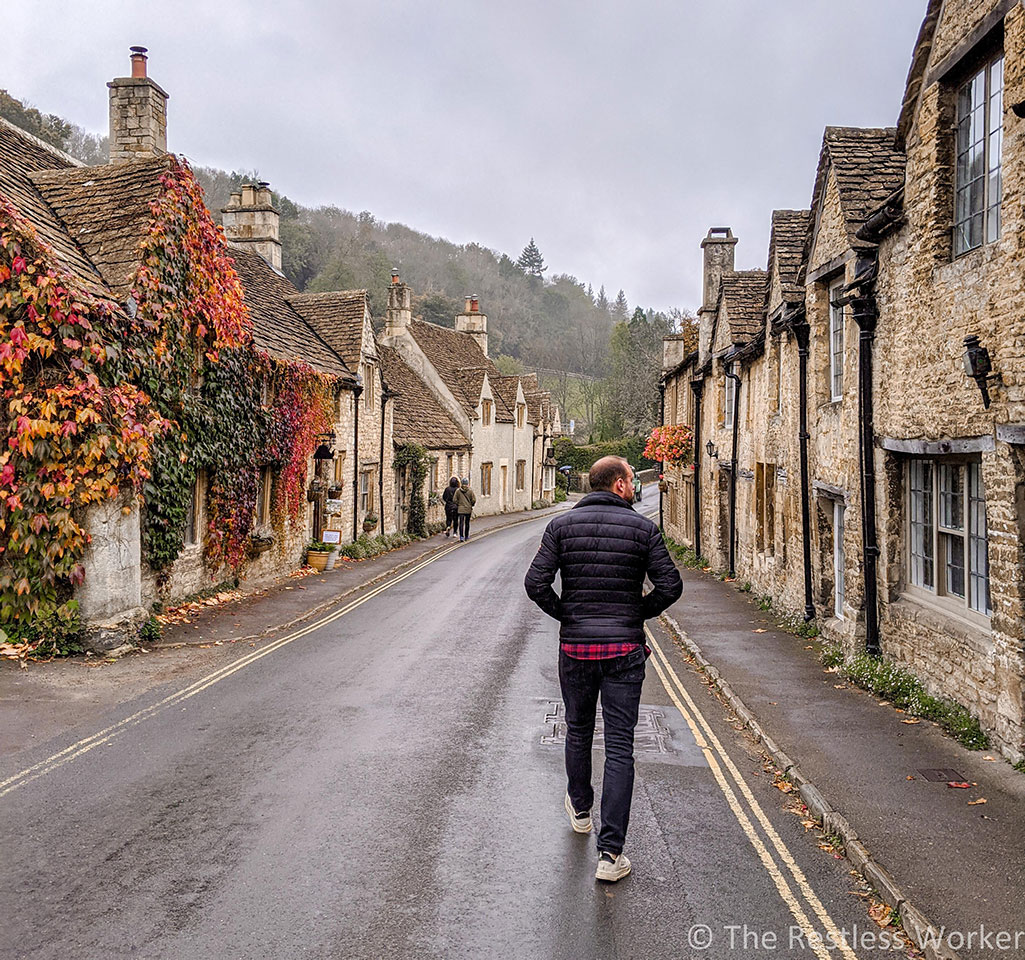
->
[893, 590, 992, 639]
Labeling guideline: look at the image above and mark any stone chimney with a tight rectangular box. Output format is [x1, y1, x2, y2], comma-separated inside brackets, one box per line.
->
[454, 295, 488, 356]
[385, 269, 412, 338]
[662, 334, 690, 372]
[698, 227, 737, 362]
[221, 182, 282, 271]
[107, 47, 168, 164]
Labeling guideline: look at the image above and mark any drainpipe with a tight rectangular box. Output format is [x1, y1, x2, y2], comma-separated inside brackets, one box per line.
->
[849, 266, 881, 656]
[725, 365, 742, 579]
[352, 379, 363, 542]
[379, 389, 389, 535]
[690, 379, 704, 559]
[794, 316, 816, 621]
[658, 381, 666, 532]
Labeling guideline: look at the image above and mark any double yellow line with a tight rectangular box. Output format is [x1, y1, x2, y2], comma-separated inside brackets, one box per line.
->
[0, 543, 463, 800]
[646, 625, 860, 960]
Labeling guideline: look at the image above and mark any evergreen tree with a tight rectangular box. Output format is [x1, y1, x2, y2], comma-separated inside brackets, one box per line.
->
[596, 285, 610, 316]
[613, 289, 629, 322]
[517, 237, 547, 278]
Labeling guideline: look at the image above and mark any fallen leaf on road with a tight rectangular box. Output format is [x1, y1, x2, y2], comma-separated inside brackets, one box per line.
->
[801, 819, 818, 831]
[968, 797, 987, 805]
[983, 756, 997, 761]
[834, 684, 847, 689]
[947, 781, 971, 789]
[869, 902, 892, 927]
[753, 628, 767, 633]
[906, 775, 915, 780]
[769, 701, 778, 705]
[901, 718, 921, 725]
[774, 779, 794, 793]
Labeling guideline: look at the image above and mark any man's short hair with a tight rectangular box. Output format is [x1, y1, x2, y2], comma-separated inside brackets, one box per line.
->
[589, 456, 631, 491]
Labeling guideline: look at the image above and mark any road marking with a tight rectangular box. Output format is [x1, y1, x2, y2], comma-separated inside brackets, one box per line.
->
[1, 502, 579, 799]
[646, 625, 860, 960]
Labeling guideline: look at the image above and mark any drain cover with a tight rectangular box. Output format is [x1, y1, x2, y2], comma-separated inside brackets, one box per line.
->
[540, 700, 673, 756]
[918, 768, 965, 782]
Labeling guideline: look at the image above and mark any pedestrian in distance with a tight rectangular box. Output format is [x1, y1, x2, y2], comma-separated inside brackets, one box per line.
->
[453, 477, 476, 541]
[442, 476, 459, 537]
[524, 455, 682, 882]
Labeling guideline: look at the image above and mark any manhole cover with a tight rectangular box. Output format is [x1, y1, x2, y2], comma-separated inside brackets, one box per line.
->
[918, 768, 965, 782]
[540, 700, 673, 756]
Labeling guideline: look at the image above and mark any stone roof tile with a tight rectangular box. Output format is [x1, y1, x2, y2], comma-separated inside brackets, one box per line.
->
[287, 290, 369, 373]
[719, 270, 768, 344]
[408, 319, 499, 417]
[231, 250, 352, 379]
[379, 346, 469, 450]
[768, 209, 811, 301]
[30, 156, 172, 296]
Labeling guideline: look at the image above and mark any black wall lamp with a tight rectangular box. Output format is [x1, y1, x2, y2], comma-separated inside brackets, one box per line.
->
[963, 335, 1000, 409]
[705, 440, 719, 460]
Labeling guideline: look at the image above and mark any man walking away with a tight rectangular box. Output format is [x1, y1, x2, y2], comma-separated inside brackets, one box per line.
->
[524, 455, 682, 882]
[453, 477, 476, 541]
[442, 476, 459, 537]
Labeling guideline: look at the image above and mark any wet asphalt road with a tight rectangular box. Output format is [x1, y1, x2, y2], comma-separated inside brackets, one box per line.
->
[1, 510, 884, 959]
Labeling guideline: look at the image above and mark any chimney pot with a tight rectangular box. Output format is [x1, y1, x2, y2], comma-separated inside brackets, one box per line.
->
[391, 269, 400, 284]
[130, 46, 148, 79]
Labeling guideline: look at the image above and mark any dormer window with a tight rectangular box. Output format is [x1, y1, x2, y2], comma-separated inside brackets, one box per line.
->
[954, 52, 1003, 255]
[481, 398, 493, 426]
[516, 403, 526, 428]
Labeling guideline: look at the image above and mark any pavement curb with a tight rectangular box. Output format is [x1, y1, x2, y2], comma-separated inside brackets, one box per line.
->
[659, 611, 962, 960]
[153, 502, 569, 650]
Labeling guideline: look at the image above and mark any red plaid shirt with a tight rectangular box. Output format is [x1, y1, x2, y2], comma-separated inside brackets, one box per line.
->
[561, 641, 644, 660]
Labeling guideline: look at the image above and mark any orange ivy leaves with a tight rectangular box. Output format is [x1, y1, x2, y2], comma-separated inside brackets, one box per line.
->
[135, 155, 251, 360]
[0, 198, 167, 623]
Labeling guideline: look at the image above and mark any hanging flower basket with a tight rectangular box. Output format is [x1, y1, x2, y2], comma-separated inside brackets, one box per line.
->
[644, 424, 694, 467]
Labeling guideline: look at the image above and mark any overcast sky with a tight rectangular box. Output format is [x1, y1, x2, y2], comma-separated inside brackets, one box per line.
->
[7, 1, 926, 313]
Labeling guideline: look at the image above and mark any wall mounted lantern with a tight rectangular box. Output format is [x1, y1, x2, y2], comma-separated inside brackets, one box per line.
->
[963, 335, 1000, 409]
[705, 440, 718, 460]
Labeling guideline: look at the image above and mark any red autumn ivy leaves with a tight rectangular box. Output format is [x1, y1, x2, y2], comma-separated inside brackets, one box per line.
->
[0, 156, 336, 636]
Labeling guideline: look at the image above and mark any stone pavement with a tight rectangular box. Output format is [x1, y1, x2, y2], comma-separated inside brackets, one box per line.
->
[664, 566, 1025, 960]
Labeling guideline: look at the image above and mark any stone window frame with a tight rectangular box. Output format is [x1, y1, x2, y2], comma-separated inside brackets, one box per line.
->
[516, 403, 526, 429]
[754, 462, 776, 557]
[904, 455, 992, 625]
[481, 398, 493, 427]
[515, 459, 526, 491]
[832, 500, 846, 620]
[362, 362, 376, 411]
[360, 467, 376, 515]
[828, 280, 845, 402]
[953, 49, 1005, 257]
[480, 461, 493, 497]
[723, 362, 736, 429]
[183, 471, 205, 547]
[255, 466, 274, 530]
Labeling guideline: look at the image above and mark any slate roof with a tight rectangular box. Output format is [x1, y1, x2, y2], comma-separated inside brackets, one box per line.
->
[287, 290, 369, 372]
[767, 210, 810, 302]
[31, 156, 172, 296]
[408, 319, 498, 417]
[718, 271, 768, 346]
[230, 250, 353, 380]
[489, 375, 521, 423]
[809, 128, 906, 250]
[0, 119, 105, 293]
[379, 346, 468, 450]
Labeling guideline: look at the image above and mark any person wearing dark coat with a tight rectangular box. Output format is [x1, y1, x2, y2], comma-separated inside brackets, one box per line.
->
[524, 455, 682, 882]
[453, 478, 476, 541]
[442, 476, 459, 537]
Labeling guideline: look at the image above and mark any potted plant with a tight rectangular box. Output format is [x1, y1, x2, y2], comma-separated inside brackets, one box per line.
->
[306, 540, 332, 572]
[362, 512, 379, 534]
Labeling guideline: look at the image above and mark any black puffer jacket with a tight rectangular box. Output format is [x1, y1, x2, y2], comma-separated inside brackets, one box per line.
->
[524, 491, 683, 645]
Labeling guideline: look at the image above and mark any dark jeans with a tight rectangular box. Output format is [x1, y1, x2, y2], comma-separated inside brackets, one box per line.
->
[445, 505, 457, 531]
[457, 513, 471, 538]
[559, 646, 646, 855]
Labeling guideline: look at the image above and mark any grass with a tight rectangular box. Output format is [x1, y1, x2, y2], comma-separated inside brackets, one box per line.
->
[821, 645, 990, 751]
[1013, 758, 1025, 774]
[661, 535, 709, 570]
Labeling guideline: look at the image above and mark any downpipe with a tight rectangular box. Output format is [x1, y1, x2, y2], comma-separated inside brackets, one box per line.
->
[691, 379, 704, 560]
[795, 320, 816, 621]
[725, 367, 742, 580]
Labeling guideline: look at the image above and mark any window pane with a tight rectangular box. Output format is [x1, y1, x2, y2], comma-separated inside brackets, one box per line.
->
[968, 462, 991, 615]
[939, 463, 964, 529]
[944, 533, 966, 598]
[909, 460, 934, 589]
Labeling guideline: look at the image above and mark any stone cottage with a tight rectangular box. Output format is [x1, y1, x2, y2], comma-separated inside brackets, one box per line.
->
[379, 280, 557, 517]
[661, 0, 1025, 760]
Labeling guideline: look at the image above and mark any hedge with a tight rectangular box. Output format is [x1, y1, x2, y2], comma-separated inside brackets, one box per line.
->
[551, 437, 656, 473]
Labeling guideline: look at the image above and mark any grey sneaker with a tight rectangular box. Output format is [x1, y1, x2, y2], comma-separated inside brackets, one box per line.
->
[564, 792, 592, 833]
[595, 851, 631, 882]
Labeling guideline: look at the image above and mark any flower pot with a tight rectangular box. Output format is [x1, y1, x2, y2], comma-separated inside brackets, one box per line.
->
[307, 550, 330, 572]
[362, 520, 377, 534]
